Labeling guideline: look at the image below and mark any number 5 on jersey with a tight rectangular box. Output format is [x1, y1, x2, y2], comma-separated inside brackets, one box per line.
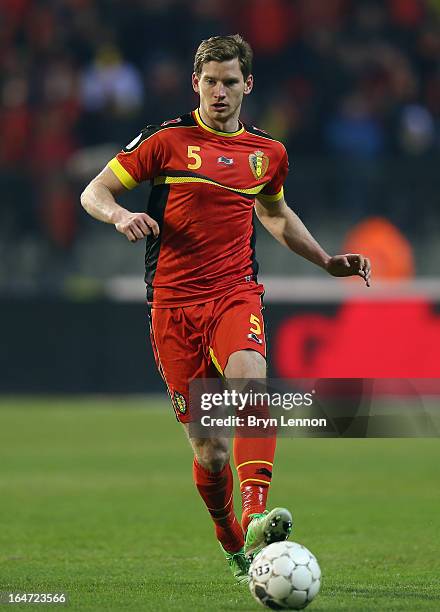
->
[187, 145, 202, 170]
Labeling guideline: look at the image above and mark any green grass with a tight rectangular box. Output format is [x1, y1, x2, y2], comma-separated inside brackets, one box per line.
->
[0, 397, 439, 611]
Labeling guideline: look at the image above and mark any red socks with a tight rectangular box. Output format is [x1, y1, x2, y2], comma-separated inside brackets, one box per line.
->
[193, 458, 244, 553]
[192, 411, 277, 549]
[233, 435, 276, 533]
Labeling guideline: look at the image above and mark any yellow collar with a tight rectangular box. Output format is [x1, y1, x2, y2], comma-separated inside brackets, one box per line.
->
[194, 108, 244, 137]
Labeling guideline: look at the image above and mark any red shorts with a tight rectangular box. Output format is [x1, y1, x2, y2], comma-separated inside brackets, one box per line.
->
[148, 283, 266, 422]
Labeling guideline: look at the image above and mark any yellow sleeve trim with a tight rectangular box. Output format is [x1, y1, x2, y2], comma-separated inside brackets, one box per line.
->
[108, 158, 139, 190]
[257, 187, 284, 203]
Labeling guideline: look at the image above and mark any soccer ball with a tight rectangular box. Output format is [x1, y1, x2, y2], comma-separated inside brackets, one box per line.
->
[249, 541, 321, 610]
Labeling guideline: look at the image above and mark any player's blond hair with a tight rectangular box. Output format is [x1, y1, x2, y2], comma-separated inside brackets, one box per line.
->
[194, 34, 253, 79]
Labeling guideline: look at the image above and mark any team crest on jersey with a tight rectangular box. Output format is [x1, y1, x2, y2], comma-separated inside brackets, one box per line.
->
[173, 391, 187, 414]
[249, 150, 269, 179]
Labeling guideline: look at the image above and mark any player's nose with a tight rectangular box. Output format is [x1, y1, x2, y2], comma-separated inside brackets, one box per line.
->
[214, 82, 226, 98]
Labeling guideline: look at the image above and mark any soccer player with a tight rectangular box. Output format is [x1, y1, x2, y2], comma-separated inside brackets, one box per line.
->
[81, 34, 371, 584]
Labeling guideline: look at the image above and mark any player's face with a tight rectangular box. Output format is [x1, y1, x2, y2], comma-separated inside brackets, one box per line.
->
[192, 58, 253, 131]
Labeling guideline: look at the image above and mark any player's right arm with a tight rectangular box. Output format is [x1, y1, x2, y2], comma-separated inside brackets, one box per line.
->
[81, 166, 159, 242]
[80, 134, 161, 244]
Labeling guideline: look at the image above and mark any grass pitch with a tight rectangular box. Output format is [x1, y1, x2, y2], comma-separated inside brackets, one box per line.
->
[0, 397, 439, 611]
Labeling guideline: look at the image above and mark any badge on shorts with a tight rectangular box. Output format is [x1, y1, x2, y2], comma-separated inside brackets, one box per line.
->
[173, 391, 187, 414]
[249, 150, 269, 179]
[248, 333, 263, 345]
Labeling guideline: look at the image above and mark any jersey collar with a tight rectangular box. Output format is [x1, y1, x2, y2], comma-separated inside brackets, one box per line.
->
[193, 108, 244, 137]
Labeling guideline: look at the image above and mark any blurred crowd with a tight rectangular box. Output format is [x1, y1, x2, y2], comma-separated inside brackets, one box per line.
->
[1, 0, 439, 260]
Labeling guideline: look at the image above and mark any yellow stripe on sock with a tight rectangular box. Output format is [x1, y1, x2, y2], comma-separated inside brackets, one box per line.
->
[240, 478, 271, 486]
[236, 460, 273, 470]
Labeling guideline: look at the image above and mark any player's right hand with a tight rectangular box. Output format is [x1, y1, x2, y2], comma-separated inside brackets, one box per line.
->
[114, 212, 160, 242]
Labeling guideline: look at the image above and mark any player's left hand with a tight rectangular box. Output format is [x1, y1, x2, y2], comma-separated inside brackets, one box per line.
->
[325, 253, 371, 287]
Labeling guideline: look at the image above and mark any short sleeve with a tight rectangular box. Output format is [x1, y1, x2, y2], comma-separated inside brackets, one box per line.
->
[258, 147, 289, 203]
[108, 127, 164, 190]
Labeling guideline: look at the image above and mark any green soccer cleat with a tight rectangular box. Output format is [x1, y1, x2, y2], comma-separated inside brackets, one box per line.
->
[220, 544, 250, 585]
[244, 507, 293, 561]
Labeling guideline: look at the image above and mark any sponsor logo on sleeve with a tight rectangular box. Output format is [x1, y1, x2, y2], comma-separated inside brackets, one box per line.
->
[161, 117, 182, 126]
[124, 132, 143, 151]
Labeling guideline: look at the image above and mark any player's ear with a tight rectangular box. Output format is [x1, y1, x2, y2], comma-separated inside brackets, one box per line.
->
[192, 72, 200, 94]
[243, 74, 253, 95]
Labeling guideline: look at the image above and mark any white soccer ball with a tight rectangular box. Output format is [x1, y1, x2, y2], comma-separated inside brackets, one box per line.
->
[249, 541, 321, 610]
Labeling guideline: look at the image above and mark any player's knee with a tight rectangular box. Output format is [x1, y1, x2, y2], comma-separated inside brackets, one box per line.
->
[194, 438, 230, 472]
[225, 349, 266, 379]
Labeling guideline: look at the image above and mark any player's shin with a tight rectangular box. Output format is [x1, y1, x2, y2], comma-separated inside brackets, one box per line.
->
[192, 458, 244, 553]
[233, 431, 276, 533]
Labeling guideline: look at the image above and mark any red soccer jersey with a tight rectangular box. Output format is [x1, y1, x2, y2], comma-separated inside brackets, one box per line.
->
[108, 109, 289, 307]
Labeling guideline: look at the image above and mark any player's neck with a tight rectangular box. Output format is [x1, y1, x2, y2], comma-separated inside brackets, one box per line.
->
[198, 107, 241, 134]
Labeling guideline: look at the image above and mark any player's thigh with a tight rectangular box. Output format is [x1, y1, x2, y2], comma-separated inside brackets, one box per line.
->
[209, 285, 267, 377]
[149, 306, 214, 423]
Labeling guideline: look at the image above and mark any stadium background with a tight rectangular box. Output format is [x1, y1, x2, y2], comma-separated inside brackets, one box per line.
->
[1, 2, 440, 610]
[2, 0, 440, 391]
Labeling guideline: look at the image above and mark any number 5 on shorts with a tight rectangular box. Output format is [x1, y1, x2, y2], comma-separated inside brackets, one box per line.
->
[249, 314, 262, 335]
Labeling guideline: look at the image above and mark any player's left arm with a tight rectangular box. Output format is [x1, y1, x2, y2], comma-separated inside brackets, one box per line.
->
[255, 195, 371, 286]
